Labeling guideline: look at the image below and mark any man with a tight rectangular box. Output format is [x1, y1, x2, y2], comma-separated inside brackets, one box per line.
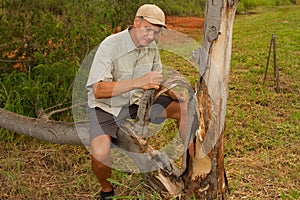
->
[86, 4, 190, 199]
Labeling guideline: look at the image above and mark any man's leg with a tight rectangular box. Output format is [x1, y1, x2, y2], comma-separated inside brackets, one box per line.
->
[91, 134, 114, 193]
[164, 100, 194, 157]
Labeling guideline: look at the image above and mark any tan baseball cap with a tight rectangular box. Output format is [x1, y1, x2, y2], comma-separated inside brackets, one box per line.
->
[136, 4, 167, 28]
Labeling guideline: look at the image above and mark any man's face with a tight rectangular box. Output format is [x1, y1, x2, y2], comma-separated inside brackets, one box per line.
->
[133, 18, 162, 47]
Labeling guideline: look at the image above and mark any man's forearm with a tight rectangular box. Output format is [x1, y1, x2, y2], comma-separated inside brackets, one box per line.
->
[93, 79, 141, 99]
[93, 71, 163, 99]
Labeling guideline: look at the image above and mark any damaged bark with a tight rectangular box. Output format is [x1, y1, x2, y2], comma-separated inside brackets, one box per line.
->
[188, 0, 239, 198]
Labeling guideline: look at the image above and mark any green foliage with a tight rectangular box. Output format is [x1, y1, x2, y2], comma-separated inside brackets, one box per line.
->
[154, 0, 206, 16]
[0, 61, 77, 119]
[0, 0, 114, 120]
[0, 0, 204, 120]
[0, 0, 112, 73]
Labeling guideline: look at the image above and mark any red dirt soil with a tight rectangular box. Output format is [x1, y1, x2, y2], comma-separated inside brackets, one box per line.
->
[166, 16, 205, 29]
[166, 16, 205, 40]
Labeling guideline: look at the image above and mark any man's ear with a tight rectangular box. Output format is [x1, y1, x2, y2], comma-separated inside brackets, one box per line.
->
[133, 17, 141, 28]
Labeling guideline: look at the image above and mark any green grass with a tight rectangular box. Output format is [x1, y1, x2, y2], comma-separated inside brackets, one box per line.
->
[1, 4, 300, 200]
[225, 5, 300, 199]
[237, 0, 299, 13]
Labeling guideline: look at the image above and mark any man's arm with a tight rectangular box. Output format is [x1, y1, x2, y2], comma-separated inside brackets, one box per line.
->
[93, 71, 163, 99]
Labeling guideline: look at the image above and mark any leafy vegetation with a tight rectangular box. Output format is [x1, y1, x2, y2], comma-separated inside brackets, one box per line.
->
[0, 0, 204, 117]
[0, 0, 299, 199]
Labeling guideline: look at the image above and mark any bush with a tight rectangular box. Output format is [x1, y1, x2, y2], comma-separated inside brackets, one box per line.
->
[0, 0, 205, 118]
[0, 0, 112, 117]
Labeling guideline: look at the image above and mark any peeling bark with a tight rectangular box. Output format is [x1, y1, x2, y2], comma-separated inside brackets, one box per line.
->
[189, 0, 239, 199]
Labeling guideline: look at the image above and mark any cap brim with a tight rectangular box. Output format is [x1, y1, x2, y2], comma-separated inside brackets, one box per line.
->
[143, 16, 167, 28]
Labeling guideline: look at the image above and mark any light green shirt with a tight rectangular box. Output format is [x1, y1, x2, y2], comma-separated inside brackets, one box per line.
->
[86, 28, 162, 116]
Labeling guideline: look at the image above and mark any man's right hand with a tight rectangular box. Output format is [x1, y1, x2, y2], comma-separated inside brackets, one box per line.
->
[139, 71, 163, 90]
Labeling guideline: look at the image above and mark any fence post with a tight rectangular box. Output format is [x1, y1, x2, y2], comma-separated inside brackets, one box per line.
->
[263, 34, 279, 92]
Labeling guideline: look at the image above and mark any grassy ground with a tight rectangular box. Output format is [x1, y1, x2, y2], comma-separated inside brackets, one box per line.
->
[1, 5, 299, 200]
[226, 5, 300, 199]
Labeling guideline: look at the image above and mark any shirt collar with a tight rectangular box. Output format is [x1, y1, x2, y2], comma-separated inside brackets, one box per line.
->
[125, 26, 137, 52]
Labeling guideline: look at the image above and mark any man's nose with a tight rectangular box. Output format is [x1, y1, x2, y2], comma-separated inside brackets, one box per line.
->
[147, 30, 155, 40]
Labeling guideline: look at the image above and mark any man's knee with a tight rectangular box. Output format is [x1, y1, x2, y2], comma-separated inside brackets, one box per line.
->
[91, 135, 111, 162]
[166, 100, 188, 121]
[92, 148, 110, 161]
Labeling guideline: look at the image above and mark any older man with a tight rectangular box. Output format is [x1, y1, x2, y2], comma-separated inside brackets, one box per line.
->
[86, 4, 189, 199]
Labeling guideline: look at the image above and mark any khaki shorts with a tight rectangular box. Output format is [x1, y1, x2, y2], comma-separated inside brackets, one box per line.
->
[88, 95, 173, 143]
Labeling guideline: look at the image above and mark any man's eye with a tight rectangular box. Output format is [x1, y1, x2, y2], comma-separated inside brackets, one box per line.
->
[154, 30, 162, 35]
[145, 27, 162, 35]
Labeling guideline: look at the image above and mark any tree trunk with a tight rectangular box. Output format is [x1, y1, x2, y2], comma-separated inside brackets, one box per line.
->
[0, 0, 238, 199]
[187, 0, 239, 198]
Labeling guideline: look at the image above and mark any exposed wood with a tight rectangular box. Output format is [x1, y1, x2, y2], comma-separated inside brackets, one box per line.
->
[189, 0, 239, 198]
